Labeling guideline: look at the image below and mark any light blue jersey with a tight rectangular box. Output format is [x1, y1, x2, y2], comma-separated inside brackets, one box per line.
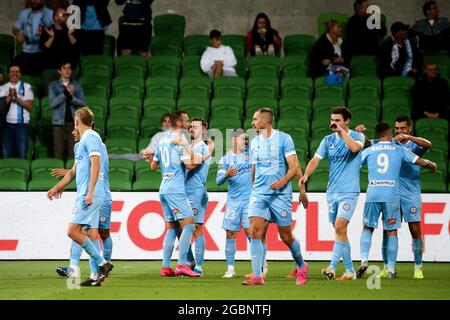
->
[315, 130, 365, 193]
[185, 141, 210, 192]
[154, 131, 190, 194]
[217, 150, 253, 200]
[399, 140, 427, 196]
[361, 141, 419, 203]
[75, 129, 105, 200]
[251, 130, 296, 195]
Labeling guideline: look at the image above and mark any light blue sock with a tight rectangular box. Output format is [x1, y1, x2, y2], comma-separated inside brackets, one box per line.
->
[412, 238, 423, 267]
[250, 239, 263, 277]
[261, 242, 267, 272]
[81, 238, 105, 266]
[89, 239, 100, 274]
[187, 245, 195, 264]
[225, 239, 236, 266]
[343, 241, 355, 273]
[330, 240, 345, 270]
[162, 228, 177, 268]
[194, 235, 205, 268]
[178, 224, 195, 265]
[289, 239, 305, 268]
[102, 236, 113, 262]
[387, 235, 398, 271]
[382, 232, 388, 266]
[360, 230, 373, 262]
[69, 241, 83, 266]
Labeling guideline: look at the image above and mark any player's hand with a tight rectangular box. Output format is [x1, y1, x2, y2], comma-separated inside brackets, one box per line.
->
[270, 178, 287, 190]
[142, 150, 154, 162]
[47, 187, 60, 200]
[299, 190, 308, 209]
[425, 160, 437, 172]
[299, 176, 308, 185]
[355, 124, 366, 133]
[51, 168, 67, 179]
[225, 167, 238, 177]
[394, 133, 410, 142]
[172, 134, 188, 146]
[85, 193, 93, 205]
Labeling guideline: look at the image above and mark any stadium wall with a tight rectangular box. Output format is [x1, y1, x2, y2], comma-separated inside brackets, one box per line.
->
[0, 192, 449, 261]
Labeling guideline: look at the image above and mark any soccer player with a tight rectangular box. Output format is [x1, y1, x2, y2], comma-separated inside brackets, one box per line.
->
[357, 122, 436, 279]
[47, 107, 113, 284]
[185, 118, 214, 276]
[300, 107, 364, 280]
[217, 129, 252, 278]
[148, 110, 203, 278]
[244, 108, 308, 286]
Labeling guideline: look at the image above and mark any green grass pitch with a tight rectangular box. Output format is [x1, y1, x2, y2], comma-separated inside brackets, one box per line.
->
[0, 261, 449, 300]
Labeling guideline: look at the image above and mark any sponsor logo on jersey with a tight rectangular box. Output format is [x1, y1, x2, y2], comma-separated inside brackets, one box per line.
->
[172, 208, 180, 214]
[343, 203, 351, 211]
[369, 180, 396, 186]
[281, 210, 287, 217]
[192, 208, 198, 215]
[387, 218, 397, 225]
[100, 216, 106, 222]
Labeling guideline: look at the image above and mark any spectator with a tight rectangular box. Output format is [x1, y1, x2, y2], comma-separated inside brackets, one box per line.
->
[346, 0, 386, 56]
[410, 1, 450, 54]
[0, 71, 4, 86]
[379, 22, 422, 79]
[0, 64, 34, 159]
[200, 30, 237, 79]
[412, 62, 449, 120]
[116, 0, 153, 59]
[40, 8, 80, 94]
[308, 20, 349, 79]
[73, 0, 112, 56]
[26, 0, 70, 10]
[246, 12, 282, 56]
[48, 61, 85, 160]
[13, 0, 53, 75]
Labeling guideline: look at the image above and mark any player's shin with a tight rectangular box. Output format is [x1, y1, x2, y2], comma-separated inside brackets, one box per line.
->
[81, 238, 106, 266]
[162, 228, 177, 268]
[194, 235, 205, 270]
[382, 232, 389, 268]
[342, 241, 355, 273]
[225, 239, 236, 268]
[250, 239, 263, 278]
[413, 238, 423, 268]
[69, 241, 83, 267]
[330, 241, 345, 270]
[387, 235, 399, 272]
[178, 224, 195, 265]
[360, 230, 373, 264]
[289, 239, 305, 268]
[102, 236, 113, 262]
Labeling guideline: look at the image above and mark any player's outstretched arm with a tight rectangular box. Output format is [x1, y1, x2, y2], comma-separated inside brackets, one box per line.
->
[355, 124, 372, 148]
[299, 156, 321, 185]
[296, 159, 308, 209]
[415, 158, 437, 172]
[270, 155, 298, 190]
[47, 165, 76, 200]
[395, 133, 432, 150]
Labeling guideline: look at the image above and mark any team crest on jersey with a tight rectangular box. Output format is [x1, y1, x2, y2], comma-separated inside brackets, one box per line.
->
[192, 208, 198, 215]
[329, 143, 335, 150]
[172, 208, 180, 214]
[100, 216, 106, 222]
[76, 155, 82, 160]
[270, 144, 275, 151]
[280, 210, 287, 217]
[387, 218, 397, 225]
[243, 154, 249, 161]
[343, 203, 351, 211]
[410, 207, 417, 214]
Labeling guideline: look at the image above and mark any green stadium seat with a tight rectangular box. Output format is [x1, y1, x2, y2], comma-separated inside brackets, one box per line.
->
[314, 77, 345, 98]
[213, 76, 246, 99]
[420, 168, 447, 192]
[311, 118, 333, 139]
[317, 13, 349, 38]
[221, 35, 246, 57]
[248, 56, 281, 79]
[424, 148, 448, 162]
[177, 97, 210, 119]
[28, 158, 64, 191]
[282, 55, 309, 78]
[114, 55, 147, 78]
[235, 55, 248, 78]
[80, 55, 113, 78]
[184, 35, 209, 56]
[109, 97, 142, 119]
[21, 75, 43, 98]
[65, 159, 74, 169]
[351, 117, 377, 139]
[133, 161, 161, 191]
[312, 97, 346, 119]
[147, 56, 181, 78]
[140, 119, 162, 139]
[281, 77, 313, 99]
[138, 137, 150, 151]
[39, 96, 52, 120]
[349, 76, 382, 98]
[309, 138, 323, 154]
[210, 97, 244, 119]
[109, 159, 134, 191]
[245, 97, 278, 117]
[106, 138, 137, 154]
[360, 167, 368, 192]
[278, 98, 311, 120]
[381, 97, 411, 120]
[0, 158, 29, 191]
[103, 34, 116, 57]
[415, 118, 448, 142]
[85, 96, 108, 120]
[283, 34, 315, 56]
[79, 76, 110, 98]
[209, 118, 242, 138]
[205, 164, 228, 191]
[142, 97, 176, 120]
[179, 76, 211, 98]
[29, 98, 40, 128]
[307, 168, 329, 192]
[150, 36, 183, 58]
[146, 77, 178, 98]
[0, 34, 15, 57]
[348, 97, 381, 120]
[350, 55, 378, 77]
[112, 77, 145, 98]
[182, 56, 203, 77]
[246, 77, 279, 99]
[107, 118, 139, 140]
[277, 118, 310, 140]
[33, 136, 52, 159]
[153, 14, 185, 39]
[383, 76, 415, 99]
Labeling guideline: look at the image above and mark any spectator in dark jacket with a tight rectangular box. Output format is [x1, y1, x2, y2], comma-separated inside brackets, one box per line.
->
[308, 20, 349, 78]
[412, 62, 449, 120]
[346, 0, 386, 56]
[73, 0, 111, 56]
[410, 1, 450, 54]
[246, 13, 282, 56]
[379, 22, 422, 79]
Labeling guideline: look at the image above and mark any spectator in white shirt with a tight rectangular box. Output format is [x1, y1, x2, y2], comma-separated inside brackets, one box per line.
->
[200, 30, 237, 79]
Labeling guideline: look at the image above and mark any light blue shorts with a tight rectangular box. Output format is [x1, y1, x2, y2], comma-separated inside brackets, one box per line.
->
[160, 193, 193, 222]
[363, 202, 401, 231]
[222, 198, 251, 232]
[248, 193, 292, 227]
[71, 196, 104, 229]
[98, 199, 112, 230]
[327, 192, 359, 224]
[400, 194, 421, 223]
[187, 189, 208, 224]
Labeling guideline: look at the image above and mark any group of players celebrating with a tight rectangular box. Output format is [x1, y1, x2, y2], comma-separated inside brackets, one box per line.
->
[47, 104, 436, 286]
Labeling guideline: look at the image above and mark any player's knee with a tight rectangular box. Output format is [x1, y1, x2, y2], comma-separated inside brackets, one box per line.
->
[335, 224, 347, 236]
[99, 229, 110, 240]
[194, 224, 203, 238]
[226, 231, 237, 239]
[409, 223, 421, 239]
[279, 231, 293, 244]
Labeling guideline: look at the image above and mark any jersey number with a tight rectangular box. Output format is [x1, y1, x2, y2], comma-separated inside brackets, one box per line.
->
[376, 153, 389, 174]
[161, 147, 170, 168]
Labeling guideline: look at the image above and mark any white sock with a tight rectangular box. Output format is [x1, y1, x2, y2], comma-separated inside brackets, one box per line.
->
[415, 264, 423, 270]
[195, 265, 203, 272]
[227, 265, 235, 272]
[361, 260, 368, 267]
[90, 273, 98, 281]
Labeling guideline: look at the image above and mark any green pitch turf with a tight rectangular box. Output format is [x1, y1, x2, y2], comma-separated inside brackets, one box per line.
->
[0, 261, 449, 300]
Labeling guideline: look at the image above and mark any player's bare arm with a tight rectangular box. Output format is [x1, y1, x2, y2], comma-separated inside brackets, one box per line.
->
[270, 155, 298, 190]
[47, 164, 76, 200]
[355, 124, 372, 148]
[296, 158, 308, 209]
[415, 158, 437, 172]
[335, 123, 363, 153]
[300, 156, 321, 185]
[395, 134, 432, 150]
[86, 155, 100, 205]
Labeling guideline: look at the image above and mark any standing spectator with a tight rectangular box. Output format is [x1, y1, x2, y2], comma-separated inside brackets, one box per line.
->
[13, 0, 53, 75]
[412, 62, 449, 120]
[346, 0, 386, 57]
[410, 1, 450, 54]
[246, 13, 282, 56]
[379, 22, 422, 79]
[73, 0, 112, 56]
[308, 20, 349, 79]
[48, 61, 85, 160]
[200, 30, 237, 79]
[0, 64, 34, 159]
[40, 8, 80, 94]
[116, 0, 153, 59]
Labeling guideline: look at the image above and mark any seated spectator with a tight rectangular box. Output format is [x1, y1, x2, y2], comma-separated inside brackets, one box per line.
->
[12, 0, 53, 75]
[40, 8, 80, 94]
[201, 30, 237, 79]
[410, 1, 450, 54]
[308, 20, 349, 79]
[73, 0, 111, 56]
[0, 71, 4, 86]
[116, 0, 153, 59]
[412, 62, 449, 120]
[346, 0, 386, 56]
[0, 64, 34, 159]
[48, 61, 85, 160]
[379, 22, 422, 79]
[246, 12, 282, 56]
